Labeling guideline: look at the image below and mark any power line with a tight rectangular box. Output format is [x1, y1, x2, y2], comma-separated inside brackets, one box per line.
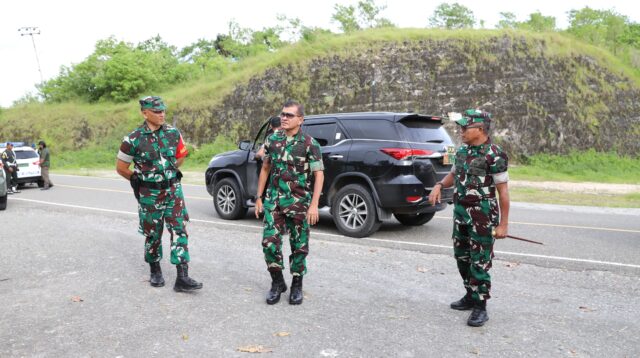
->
[18, 26, 44, 84]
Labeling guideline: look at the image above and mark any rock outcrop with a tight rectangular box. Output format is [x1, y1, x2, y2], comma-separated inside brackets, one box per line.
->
[175, 34, 640, 158]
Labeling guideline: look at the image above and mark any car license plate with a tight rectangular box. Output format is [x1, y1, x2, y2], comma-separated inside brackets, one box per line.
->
[18, 163, 28, 168]
[18, 170, 40, 178]
[443, 146, 456, 165]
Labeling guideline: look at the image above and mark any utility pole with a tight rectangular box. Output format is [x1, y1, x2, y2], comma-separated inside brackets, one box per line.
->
[18, 26, 44, 84]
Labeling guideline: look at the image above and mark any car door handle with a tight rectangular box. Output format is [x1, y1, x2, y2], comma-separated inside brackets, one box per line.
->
[328, 154, 343, 159]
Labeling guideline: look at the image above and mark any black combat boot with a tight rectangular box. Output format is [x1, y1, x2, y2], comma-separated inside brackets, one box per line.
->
[467, 300, 489, 327]
[266, 271, 287, 305]
[289, 276, 303, 305]
[149, 262, 165, 287]
[173, 264, 203, 292]
[450, 288, 474, 310]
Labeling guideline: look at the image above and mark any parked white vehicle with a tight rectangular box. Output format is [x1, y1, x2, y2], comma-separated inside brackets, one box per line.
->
[0, 162, 7, 210]
[0, 145, 42, 187]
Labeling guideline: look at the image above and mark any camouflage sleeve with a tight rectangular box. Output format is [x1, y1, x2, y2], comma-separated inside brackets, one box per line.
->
[262, 134, 272, 164]
[117, 134, 136, 163]
[488, 144, 509, 184]
[308, 138, 324, 172]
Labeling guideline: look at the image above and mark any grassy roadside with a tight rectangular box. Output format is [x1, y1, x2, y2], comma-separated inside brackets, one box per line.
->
[509, 187, 640, 208]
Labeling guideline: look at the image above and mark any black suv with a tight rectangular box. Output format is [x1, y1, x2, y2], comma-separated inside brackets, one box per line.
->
[205, 112, 455, 238]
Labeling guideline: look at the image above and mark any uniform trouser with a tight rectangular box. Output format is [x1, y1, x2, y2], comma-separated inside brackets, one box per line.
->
[4, 168, 18, 188]
[262, 203, 310, 276]
[138, 183, 190, 265]
[452, 202, 497, 302]
[41, 166, 52, 188]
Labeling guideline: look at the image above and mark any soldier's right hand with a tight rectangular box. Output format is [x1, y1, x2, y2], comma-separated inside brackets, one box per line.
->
[255, 198, 263, 219]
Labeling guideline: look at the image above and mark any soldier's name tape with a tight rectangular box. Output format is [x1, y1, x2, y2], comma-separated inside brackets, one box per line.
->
[11, 197, 640, 270]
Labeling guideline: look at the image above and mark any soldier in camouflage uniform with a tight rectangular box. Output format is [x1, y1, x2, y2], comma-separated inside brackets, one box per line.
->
[429, 109, 510, 327]
[116, 96, 203, 292]
[255, 100, 324, 305]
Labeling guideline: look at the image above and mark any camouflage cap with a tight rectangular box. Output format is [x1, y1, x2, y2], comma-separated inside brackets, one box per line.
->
[139, 96, 166, 111]
[455, 109, 492, 126]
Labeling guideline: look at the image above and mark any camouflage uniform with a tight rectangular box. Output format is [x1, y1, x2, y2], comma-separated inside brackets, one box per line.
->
[452, 110, 509, 302]
[117, 102, 190, 266]
[262, 129, 324, 276]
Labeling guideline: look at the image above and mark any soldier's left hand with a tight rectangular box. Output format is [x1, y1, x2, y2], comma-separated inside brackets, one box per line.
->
[307, 206, 319, 225]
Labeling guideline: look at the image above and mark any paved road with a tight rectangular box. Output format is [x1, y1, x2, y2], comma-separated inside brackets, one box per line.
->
[1, 174, 639, 357]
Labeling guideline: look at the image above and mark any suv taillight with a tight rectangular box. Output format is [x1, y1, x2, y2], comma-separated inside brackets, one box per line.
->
[380, 148, 434, 160]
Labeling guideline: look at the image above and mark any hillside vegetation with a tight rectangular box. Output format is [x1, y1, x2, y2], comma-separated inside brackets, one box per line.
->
[1, 29, 639, 174]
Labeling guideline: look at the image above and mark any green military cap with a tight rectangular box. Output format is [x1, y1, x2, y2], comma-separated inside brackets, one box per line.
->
[455, 109, 492, 126]
[139, 96, 167, 111]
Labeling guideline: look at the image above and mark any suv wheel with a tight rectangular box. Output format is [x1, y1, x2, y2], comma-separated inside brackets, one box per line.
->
[394, 213, 435, 226]
[37, 179, 45, 188]
[213, 178, 248, 220]
[332, 184, 381, 238]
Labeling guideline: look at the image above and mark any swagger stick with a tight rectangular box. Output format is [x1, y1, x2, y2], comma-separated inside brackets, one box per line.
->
[492, 230, 544, 245]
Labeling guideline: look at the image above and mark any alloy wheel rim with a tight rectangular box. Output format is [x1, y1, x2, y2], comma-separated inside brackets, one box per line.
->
[216, 185, 236, 214]
[338, 193, 368, 230]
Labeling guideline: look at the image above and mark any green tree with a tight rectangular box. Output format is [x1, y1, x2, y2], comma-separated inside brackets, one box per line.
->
[331, 0, 394, 33]
[332, 3, 360, 32]
[567, 7, 628, 54]
[428, 2, 475, 29]
[496, 12, 517, 29]
[518, 11, 556, 32]
[619, 23, 640, 48]
[40, 36, 187, 103]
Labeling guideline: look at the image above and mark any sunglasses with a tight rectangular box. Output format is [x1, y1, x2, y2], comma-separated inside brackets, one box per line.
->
[280, 112, 299, 119]
[459, 124, 483, 132]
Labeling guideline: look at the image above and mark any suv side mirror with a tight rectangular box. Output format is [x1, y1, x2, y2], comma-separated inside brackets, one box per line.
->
[238, 140, 252, 151]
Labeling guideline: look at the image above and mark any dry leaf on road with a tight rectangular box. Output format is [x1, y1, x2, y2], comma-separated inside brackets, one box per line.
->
[182, 334, 189, 341]
[237, 345, 273, 353]
[71, 296, 83, 302]
[273, 331, 290, 337]
[416, 266, 428, 273]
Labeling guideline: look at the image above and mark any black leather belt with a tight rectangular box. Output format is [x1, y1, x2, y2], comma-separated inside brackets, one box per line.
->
[139, 177, 179, 190]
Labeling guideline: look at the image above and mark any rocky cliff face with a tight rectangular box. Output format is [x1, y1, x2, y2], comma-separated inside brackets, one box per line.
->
[175, 34, 640, 158]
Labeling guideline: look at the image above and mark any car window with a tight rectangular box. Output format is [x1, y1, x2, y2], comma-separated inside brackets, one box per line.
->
[303, 122, 337, 147]
[15, 150, 39, 159]
[253, 121, 271, 150]
[341, 119, 397, 140]
[396, 119, 453, 144]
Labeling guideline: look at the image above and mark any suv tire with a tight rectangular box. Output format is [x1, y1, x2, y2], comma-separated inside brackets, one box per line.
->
[37, 179, 45, 188]
[332, 184, 381, 238]
[394, 212, 435, 226]
[213, 178, 247, 220]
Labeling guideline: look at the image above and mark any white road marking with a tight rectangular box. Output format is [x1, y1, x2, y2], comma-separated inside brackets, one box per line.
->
[40, 178, 640, 234]
[11, 198, 640, 270]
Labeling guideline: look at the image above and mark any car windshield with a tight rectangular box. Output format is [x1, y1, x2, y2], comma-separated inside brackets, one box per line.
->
[397, 118, 453, 145]
[15, 150, 39, 159]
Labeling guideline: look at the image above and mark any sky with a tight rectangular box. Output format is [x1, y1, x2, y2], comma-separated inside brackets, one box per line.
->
[2, 0, 639, 108]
